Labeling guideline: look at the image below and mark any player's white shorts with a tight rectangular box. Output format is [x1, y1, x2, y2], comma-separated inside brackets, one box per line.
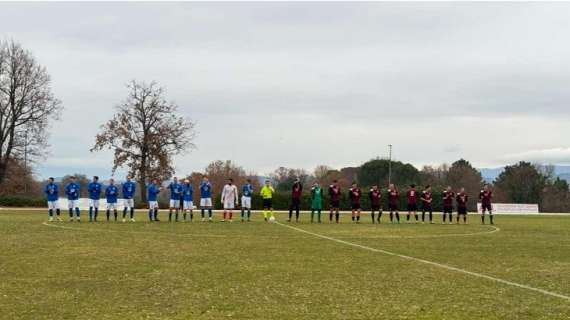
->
[169, 199, 181, 209]
[223, 201, 235, 210]
[88, 199, 100, 208]
[68, 199, 80, 209]
[47, 200, 59, 210]
[241, 196, 252, 209]
[107, 202, 117, 210]
[183, 201, 194, 210]
[200, 198, 212, 207]
[149, 201, 159, 210]
[123, 198, 134, 208]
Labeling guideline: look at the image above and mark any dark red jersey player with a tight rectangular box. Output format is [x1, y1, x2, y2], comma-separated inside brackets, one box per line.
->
[369, 185, 382, 223]
[420, 185, 434, 224]
[387, 184, 400, 223]
[479, 185, 494, 225]
[456, 188, 468, 224]
[442, 186, 455, 224]
[328, 180, 341, 223]
[348, 182, 362, 223]
[406, 184, 419, 223]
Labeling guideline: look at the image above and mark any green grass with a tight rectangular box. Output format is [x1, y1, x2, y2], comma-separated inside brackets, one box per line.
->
[1, 210, 570, 319]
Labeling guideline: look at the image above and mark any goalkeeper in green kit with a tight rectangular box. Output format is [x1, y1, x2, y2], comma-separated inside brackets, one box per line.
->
[310, 182, 323, 223]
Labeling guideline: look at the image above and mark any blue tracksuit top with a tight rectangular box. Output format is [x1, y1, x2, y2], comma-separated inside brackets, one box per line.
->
[88, 182, 102, 200]
[45, 183, 59, 201]
[148, 184, 160, 202]
[122, 181, 136, 199]
[105, 185, 118, 203]
[182, 184, 194, 201]
[65, 183, 80, 200]
[242, 184, 253, 197]
[200, 182, 212, 199]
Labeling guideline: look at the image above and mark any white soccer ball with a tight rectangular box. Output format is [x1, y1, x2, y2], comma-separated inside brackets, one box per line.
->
[269, 216, 276, 222]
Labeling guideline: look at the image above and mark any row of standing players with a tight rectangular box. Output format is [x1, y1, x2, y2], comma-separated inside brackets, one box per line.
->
[43, 175, 495, 225]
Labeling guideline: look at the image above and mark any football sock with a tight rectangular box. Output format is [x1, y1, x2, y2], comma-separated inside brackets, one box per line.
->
[329, 213, 333, 222]
[208, 209, 212, 218]
[247, 209, 251, 220]
[395, 212, 400, 222]
[153, 209, 158, 221]
[288, 210, 293, 221]
[389, 212, 393, 222]
[429, 211, 433, 222]
[295, 211, 299, 221]
[241, 209, 245, 220]
[201, 209, 205, 218]
[371, 212, 375, 222]
[311, 210, 314, 223]
[335, 213, 339, 223]
[490, 214, 494, 224]
[422, 211, 425, 222]
[69, 208, 73, 218]
[106, 210, 110, 221]
[94, 208, 99, 221]
[481, 215, 485, 224]
[56, 209, 60, 216]
[149, 210, 153, 221]
[448, 213, 452, 222]
[175, 212, 179, 221]
[317, 210, 321, 222]
[114, 210, 118, 221]
[89, 207, 93, 221]
[377, 212, 382, 222]
[443, 213, 446, 222]
[415, 214, 418, 221]
[407, 214, 410, 221]
[48, 209, 53, 218]
[130, 208, 134, 219]
[75, 208, 80, 218]
[229, 212, 233, 220]
[169, 210, 173, 221]
[190, 211, 194, 221]
[356, 215, 360, 222]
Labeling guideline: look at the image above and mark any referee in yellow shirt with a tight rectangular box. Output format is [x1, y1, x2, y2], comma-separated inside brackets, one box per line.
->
[260, 180, 275, 222]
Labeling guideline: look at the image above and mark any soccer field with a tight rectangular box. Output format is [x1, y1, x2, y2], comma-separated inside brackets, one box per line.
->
[1, 211, 569, 319]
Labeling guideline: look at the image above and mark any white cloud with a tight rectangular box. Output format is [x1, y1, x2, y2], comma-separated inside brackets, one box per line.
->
[2, 2, 570, 177]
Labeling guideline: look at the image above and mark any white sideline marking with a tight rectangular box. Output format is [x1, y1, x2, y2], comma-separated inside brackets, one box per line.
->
[348, 225, 500, 239]
[276, 222, 570, 302]
[41, 222, 226, 238]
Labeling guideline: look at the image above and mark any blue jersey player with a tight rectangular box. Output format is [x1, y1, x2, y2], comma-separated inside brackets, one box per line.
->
[241, 179, 254, 222]
[45, 177, 61, 222]
[65, 176, 81, 222]
[105, 179, 119, 221]
[87, 176, 102, 222]
[168, 177, 183, 222]
[122, 175, 136, 222]
[148, 179, 162, 222]
[182, 179, 194, 222]
[199, 176, 213, 222]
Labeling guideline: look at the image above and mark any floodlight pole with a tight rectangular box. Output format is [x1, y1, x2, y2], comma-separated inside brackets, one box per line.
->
[388, 144, 393, 186]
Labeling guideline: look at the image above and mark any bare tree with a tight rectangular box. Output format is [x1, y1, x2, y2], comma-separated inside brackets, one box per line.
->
[0, 40, 62, 185]
[91, 80, 196, 202]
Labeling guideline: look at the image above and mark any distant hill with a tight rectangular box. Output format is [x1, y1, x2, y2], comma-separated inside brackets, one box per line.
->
[479, 165, 570, 183]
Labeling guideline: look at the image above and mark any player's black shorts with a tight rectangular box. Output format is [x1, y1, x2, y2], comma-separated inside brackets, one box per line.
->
[407, 204, 417, 211]
[443, 206, 453, 214]
[371, 205, 381, 211]
[457, 207, 467, 215]
[330, 200, 340, 208]
[482, 203, 493, 212]
[262, 199, 272, 209]
[422, 205, 432, 212]
[351, 203, 361, 210]
[389, 203, 398, 211]
[291, 198, 301, 206]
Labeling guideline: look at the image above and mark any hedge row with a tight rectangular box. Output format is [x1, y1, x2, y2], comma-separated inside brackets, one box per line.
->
[0, 196, 46, 207]
[0, 193, 480, 212]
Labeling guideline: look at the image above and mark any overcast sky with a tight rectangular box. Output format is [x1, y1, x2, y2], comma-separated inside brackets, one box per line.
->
[1, 2, 570, 179]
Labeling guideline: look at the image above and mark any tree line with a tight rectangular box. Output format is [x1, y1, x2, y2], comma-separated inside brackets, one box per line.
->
[0, 39, 568, 212]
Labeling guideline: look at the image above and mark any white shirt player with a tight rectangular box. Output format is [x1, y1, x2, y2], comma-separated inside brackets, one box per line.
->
[221, 184, 239, 209]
